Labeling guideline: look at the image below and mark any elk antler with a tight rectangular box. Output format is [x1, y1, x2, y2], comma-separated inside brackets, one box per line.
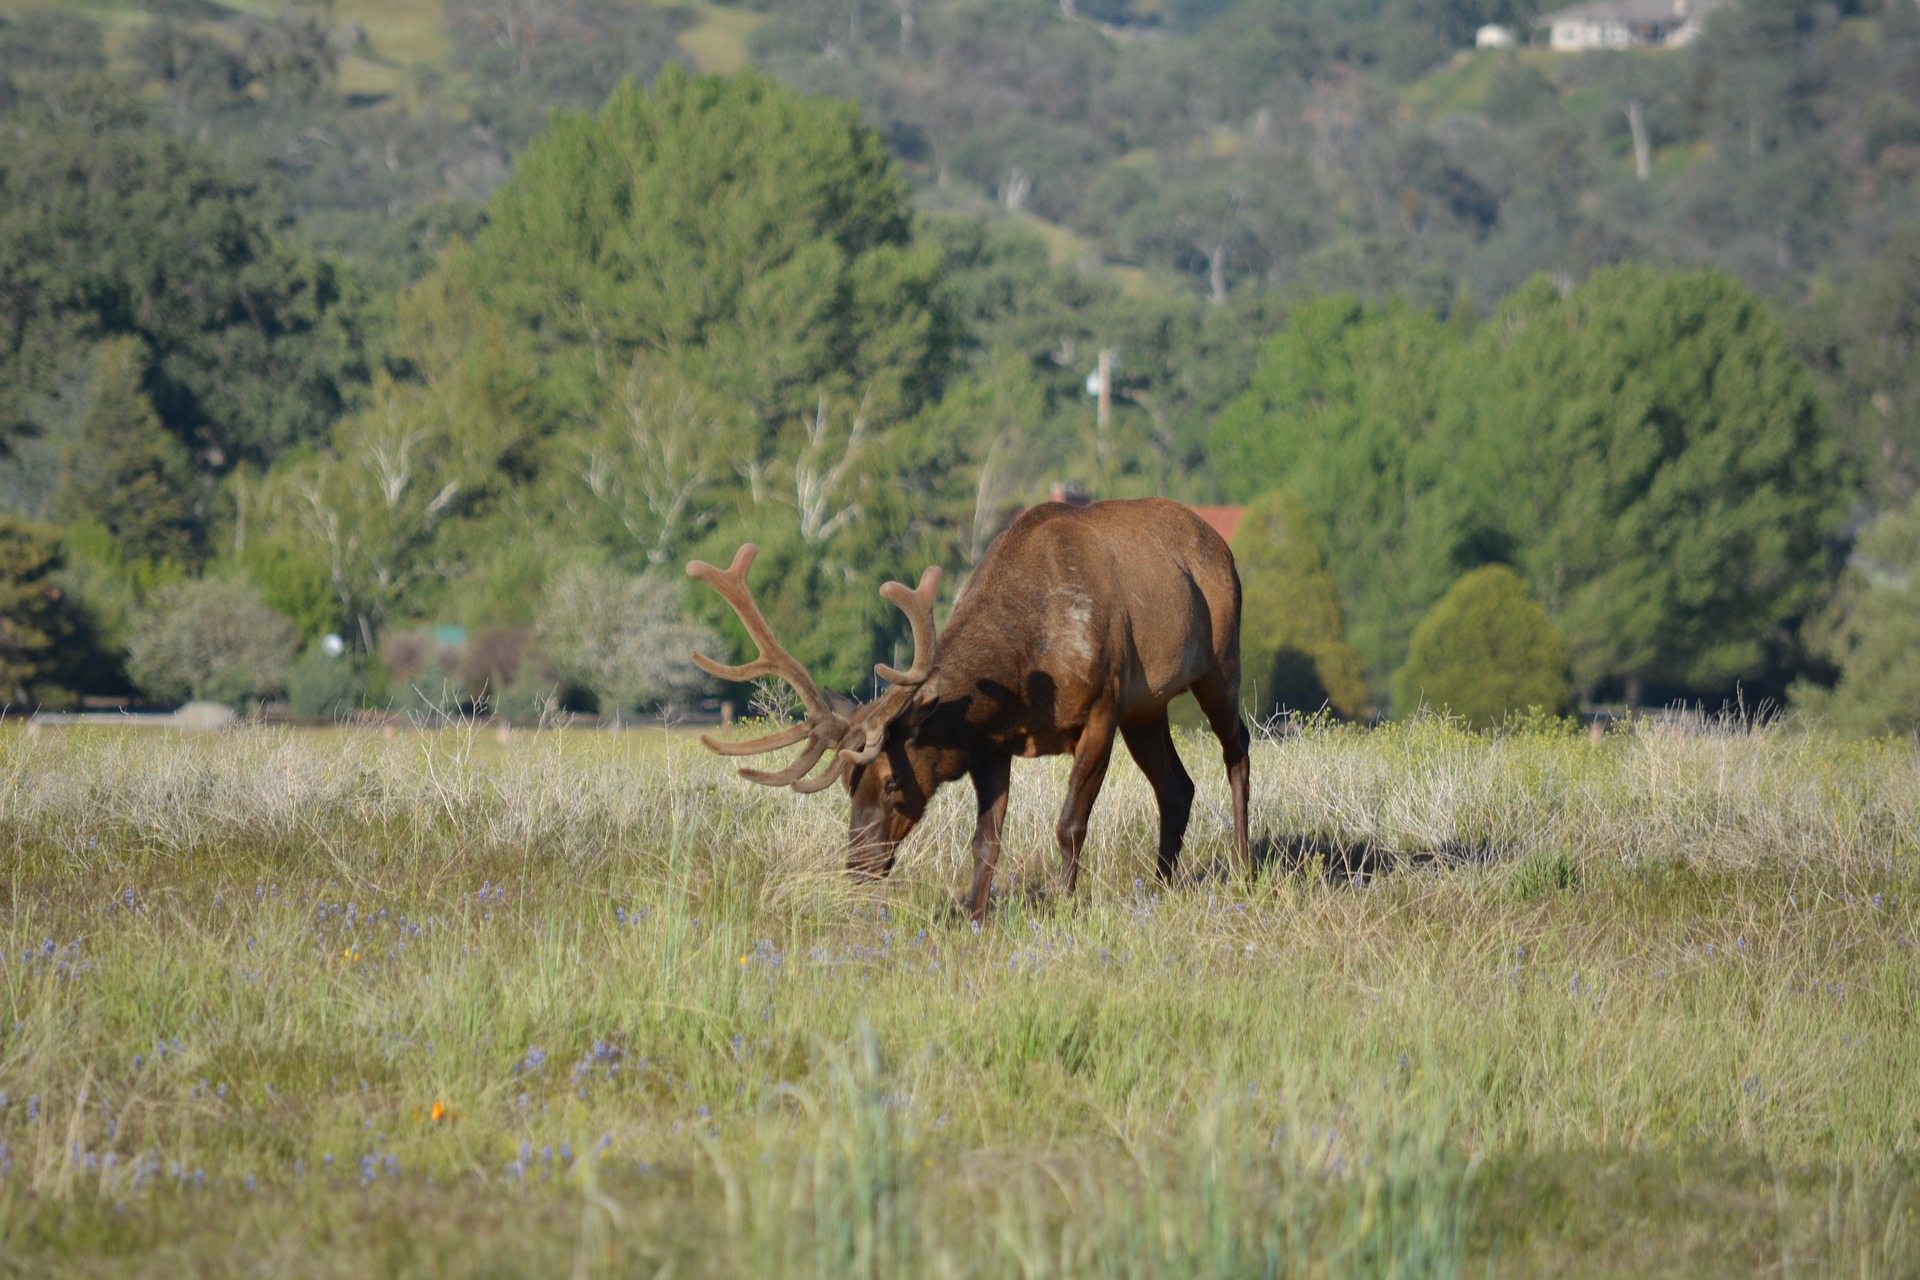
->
[688, 548, 943, 790]
[687, 545, 852, 789]
[840, 565, 942, 767]
[687, 545, 832, 716]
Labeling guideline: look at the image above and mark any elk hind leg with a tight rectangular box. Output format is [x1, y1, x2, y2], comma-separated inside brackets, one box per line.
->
[1056, 712, 1116, 895]
[1190, 672, 1252, 874]
[1120, 713, 1195, 883]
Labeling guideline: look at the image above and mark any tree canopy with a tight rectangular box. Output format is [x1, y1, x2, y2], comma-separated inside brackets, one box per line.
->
[1794, 494, 1920, 737]
[465, 66, 950, 438]
[55, 338, 197, 567]
[1444, 266, 1848, 699]
[251, 68, 963, 694]
[0, 516, 73, 707]
[1216, 268, 1847, 705]
[0, 109, 366, 473]
[0, 3, 1908, 720]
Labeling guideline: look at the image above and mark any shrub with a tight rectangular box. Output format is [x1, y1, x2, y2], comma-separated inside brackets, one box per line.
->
[1229, 490, 1369, 720]
[389, 648, 470, 720]
[1505, 846, 1583, 902]
[457, 627, 530, 701]
[287, 643, 365, 720]
[536, 561, 718, 722]
[1391, 565, 1574, 728]
[124, 577, 299, 707]
[490, 667, 564, 724]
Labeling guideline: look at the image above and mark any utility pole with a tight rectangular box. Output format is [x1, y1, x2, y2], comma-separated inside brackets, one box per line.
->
[1095, 346, 1113, 471]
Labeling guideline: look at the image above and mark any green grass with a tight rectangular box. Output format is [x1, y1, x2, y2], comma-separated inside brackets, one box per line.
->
[1, 716, 1917, 1275]
[1399, 49, 1516, 121]
[1010, 212, 1165, 298]
[1398, 46, 1678, 123]
[665, 1, 763, 75]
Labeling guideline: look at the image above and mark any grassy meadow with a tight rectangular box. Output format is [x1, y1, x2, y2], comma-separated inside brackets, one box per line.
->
[1, 715, 1917, 1277]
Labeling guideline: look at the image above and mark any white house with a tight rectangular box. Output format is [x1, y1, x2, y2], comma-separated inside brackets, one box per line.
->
[1476, 23, 1519, 48]
[1540, 0, 1723, 50]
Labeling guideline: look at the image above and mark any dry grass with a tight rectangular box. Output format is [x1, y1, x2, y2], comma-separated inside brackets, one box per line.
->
[0, 716, 1916, 1276]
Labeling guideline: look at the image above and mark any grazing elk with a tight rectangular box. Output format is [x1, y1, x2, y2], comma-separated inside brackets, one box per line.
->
[687, 497, 1251, 921]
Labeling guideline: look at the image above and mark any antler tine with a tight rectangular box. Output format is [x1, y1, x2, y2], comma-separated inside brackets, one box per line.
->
[791, 751, 855, 794]
[698, 722, 810, 758]
[686, 544, 833, 721]
[737, 727, 838, 788]
[873, 565, 941, 686]
[839, 734, 887, 768]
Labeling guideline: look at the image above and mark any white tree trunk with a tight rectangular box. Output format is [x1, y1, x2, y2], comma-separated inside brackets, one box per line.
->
[1000, 169, 1031, 213]
[793, 391, 868, 544]
[1626, 99, 1651, 181]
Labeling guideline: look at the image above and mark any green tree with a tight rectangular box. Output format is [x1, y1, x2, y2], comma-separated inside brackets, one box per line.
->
[287, 641, 366, 720]
[1391, 565, 1573, 728]
[685, 517, 892, 696]
[1115, 163, 1313, 304]
[1210, 295, 1468, 693]
[1484, 58, 1557, 128]
[1444, 267, 1847, 701]
[891, 351, 1056, 574]
[1795, 229, 1920, 507]
[267, 379, 485, 653]
[251, 269, 546, 651]
[231, 531, 342, 643]
[0, 516, 74, 706]
[464, 66, 949, 445]
[1229, 489, 1368, 720]
[45, 515, 185, 664]
[1793, 494, 1920, 738]
[0, 109, 366, 470]
[445, 0, 693, 151]
[439, 69, 958, 688]
[55, 338, 198, 566]
[570, 360, 749, 568]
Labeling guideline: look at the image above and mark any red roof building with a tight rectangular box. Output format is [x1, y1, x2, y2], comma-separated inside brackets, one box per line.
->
[1188, 505, 1245, 544]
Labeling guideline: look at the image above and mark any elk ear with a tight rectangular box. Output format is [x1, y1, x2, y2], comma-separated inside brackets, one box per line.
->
[900, 678, 942, 737]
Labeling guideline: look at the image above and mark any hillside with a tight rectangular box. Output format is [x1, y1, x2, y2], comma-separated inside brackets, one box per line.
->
[10, 0, 1916, 319]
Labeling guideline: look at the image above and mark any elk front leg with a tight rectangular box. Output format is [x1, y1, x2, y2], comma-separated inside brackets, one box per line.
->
[966, 752, 1012, 924]
[1056, 711, 1116, 895]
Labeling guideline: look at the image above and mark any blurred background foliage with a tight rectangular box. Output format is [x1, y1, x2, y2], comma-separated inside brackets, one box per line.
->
[0, 0, 1917, 730]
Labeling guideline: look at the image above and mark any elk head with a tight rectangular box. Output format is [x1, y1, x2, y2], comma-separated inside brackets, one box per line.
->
[686, 545, 949, 877]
